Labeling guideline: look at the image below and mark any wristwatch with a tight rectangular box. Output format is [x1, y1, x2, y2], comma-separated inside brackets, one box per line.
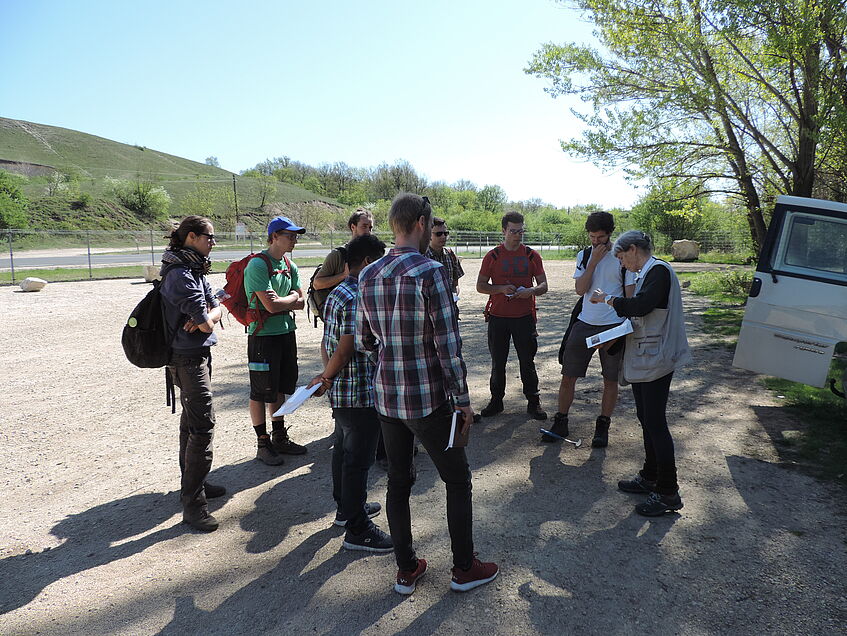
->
[605, 294, 615, 305]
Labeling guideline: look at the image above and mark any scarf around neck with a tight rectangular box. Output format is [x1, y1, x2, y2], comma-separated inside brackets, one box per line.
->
[161, 247, 212, 276]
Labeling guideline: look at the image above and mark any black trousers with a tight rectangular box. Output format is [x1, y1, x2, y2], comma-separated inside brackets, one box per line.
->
[631, 372, 678, 494]
[170, 351, 216, 512]
[487, 315, 540, 399]
[331, 407, 381, 534]
[378, 402, 474, 571]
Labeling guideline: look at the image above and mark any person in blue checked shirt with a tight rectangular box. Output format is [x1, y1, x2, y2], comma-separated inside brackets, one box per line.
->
[307, 234, 393, 553]
[355, 192, 499, 596]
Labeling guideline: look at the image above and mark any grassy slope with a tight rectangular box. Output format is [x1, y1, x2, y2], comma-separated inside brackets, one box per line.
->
[0, 117, 337, 230]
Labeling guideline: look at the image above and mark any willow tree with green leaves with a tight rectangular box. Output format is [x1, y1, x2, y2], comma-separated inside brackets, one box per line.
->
[526, 0, 847, 250]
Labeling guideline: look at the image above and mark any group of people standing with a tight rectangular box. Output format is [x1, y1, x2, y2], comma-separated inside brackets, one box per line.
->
[155, 193, 691, 595]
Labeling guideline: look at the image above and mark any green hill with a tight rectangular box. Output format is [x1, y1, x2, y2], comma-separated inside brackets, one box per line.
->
[0, 117, 339, 232]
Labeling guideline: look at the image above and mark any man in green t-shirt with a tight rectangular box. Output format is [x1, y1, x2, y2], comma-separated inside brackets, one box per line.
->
[244, 216, 309, 465]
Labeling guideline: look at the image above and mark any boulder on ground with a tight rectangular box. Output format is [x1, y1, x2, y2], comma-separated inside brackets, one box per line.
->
[142, 265, 161, 282]
[20, 277, 48, 292]
[672, 239, 700, 262]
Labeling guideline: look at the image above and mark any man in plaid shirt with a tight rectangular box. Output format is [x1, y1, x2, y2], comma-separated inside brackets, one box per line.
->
[308, 234, 392, 553]
[356, 192, 498, 595]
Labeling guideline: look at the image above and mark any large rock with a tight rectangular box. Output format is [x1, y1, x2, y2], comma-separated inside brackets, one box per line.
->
[142, 265, 161, 282]
[672, 239, 700, 261]
[20, 277, 48, 292]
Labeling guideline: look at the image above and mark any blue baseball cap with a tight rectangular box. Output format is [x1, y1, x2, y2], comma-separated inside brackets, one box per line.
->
[267, 216, 306, 237]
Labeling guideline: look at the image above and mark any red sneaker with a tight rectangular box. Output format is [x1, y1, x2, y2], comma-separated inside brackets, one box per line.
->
[394, 558, 427, 595]
[450, 555, 498, 592]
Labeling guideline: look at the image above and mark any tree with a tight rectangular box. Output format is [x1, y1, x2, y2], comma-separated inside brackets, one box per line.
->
[0, 170, 28, 229]
[257, 175, 277, 208]
[205, 156, 220, 167]
[106, 176, 171, 221]
[526, 0, 847, 251]
[477, 184, 507, 214]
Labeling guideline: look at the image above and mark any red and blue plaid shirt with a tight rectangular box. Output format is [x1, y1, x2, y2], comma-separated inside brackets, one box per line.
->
[322, 276, 374, 409]
[356, 246, 470, 420]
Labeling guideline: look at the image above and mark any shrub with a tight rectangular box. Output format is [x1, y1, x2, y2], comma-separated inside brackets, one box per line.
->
[106, 176, 170, 221]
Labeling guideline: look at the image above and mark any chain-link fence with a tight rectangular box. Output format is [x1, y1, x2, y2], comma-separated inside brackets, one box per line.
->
[1, 227, 751, 284]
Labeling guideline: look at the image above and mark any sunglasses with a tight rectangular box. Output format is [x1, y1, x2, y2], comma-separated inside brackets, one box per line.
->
[199, 232, 216, 241]
[433, 231, 449, 237]
[280, 232, 300, 239]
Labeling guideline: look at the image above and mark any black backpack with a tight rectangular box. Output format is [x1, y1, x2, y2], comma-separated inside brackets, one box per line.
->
[122, 273, 176, 368]
[307, 245, 347, 327]
[558, 246, 627, 363]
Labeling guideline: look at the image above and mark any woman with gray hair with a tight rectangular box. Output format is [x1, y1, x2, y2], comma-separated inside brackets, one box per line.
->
[589, 230, 691, 516]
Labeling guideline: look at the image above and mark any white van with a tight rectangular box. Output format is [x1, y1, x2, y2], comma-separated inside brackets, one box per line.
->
[732, 195, 847, 397]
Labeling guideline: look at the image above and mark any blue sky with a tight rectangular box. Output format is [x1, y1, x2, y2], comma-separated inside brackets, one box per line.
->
[2, 0, 641, 208]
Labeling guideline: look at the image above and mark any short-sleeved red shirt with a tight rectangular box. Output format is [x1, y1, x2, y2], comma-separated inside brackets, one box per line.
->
[479, 244, 545, 318]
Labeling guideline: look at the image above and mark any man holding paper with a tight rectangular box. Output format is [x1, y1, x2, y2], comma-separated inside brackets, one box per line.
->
[357, 193, 498, 595]
[307, 234, 393, 553]
[546, 212, 635, 447]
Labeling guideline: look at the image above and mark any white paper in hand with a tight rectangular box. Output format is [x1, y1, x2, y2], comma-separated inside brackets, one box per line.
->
[272, 383, 322, 417]
[444, 410, 459, 451]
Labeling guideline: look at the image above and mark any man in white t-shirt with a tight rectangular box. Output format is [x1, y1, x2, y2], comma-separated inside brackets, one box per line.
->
[543, 212, 635, 447]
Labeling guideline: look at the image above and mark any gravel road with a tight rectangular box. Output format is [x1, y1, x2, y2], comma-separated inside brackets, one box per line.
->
[1, 258, 845, 635]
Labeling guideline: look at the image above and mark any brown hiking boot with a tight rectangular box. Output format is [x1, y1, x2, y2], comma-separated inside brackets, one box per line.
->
[256, 434, 285, 465]
[272, 426, 308, 455]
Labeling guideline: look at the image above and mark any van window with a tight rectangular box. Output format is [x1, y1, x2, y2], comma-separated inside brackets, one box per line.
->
[770, 211, 847, 283]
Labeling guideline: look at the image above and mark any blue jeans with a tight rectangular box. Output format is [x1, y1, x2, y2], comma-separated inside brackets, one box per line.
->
[379, 401, 474, 571]
[331, 407, 381, 534]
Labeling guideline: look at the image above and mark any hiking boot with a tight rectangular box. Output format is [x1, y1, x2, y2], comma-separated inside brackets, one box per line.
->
[480, 398, 504, 417]
[395, 558, 427, 595]
[343, 523, 394, 553]
[204, 482, 226, 499]
[256, 435, 285, 466]
[591, 415, 611, 448]
[526, 397, 547, 421]
[541, 412, 569, 442]
[635, 491, 684, 517]
[272, 426, 308, 455]
[334, 502, 381, 527]
[617, 474, 656, 493]
[182, 507, 219, 532]
[450, 554, 499, 592]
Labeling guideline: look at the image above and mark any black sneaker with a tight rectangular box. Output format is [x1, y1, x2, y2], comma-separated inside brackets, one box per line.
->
[480, 398, 504, 417]
[618, 474, 656, 493]
[272, 426, 308, 455]
[526, 399, 547, 421]
[334, 502, 381, 527]
[635, 491, 683, 517]
[182, 507, 219, 532]
[343, 523, 394, 553]
[256, 435, 285, 466]
[541, 412, 569, 442]
[591, 415, 610, 448]
[204, 482, 226, 498]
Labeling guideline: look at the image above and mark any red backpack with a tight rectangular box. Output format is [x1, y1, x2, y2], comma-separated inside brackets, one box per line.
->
[222, 252, 290, 334]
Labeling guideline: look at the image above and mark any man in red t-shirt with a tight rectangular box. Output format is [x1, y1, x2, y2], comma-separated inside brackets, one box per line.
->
[476, 212, 548, 420]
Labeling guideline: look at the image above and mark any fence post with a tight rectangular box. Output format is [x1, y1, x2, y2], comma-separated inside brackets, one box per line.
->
[150, 229, 155, 265]
[86, 230, 93, 279]
[8, 232, 15, 285]
[249, 233, 254, 254]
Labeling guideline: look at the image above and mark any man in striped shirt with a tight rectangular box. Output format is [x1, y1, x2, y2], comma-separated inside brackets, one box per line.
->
[356, 192, 498, 595]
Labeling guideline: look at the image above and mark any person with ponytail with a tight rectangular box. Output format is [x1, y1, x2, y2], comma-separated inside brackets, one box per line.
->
[159, 215, 224, 531]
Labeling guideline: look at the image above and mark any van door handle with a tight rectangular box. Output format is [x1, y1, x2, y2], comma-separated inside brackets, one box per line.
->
[749, 277, 762, 297]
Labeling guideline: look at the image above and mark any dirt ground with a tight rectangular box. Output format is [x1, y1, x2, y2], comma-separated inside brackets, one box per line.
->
[1, 257, 845, 636]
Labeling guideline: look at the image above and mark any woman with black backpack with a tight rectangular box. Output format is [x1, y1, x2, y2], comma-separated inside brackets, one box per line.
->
[159, 215, 224, 531]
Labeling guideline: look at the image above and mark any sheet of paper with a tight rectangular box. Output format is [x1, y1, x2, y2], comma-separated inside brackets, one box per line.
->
[585, 318, 633, 348]
[272, 383, 322, 417]
[444, 410, 459, 450]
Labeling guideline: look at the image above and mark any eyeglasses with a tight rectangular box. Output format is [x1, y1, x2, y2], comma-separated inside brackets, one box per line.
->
[199, 232, 216, 241]
[433, 231, 449, 237]
[507, 228, 526, 235]
[280, 232, 300, 240]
